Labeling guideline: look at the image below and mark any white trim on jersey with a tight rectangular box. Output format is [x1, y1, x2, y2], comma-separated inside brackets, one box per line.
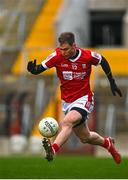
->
[41, 60, 49, 69]
[41, 51, 56, 69]
[97, 58, 102, 65]
[69, 49, 82, 62]
[91, 51, 102, 65]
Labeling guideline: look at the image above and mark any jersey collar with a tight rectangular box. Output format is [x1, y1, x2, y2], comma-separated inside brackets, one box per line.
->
[69, 49, 82, 62]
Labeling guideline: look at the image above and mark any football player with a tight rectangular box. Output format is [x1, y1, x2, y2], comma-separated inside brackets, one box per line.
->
[27, 32, 122, 163]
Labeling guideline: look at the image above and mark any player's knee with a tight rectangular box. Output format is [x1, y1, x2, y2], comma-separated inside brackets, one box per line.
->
[61, 119, 73, 128]
[80, 133, 91, 144]
[61, 115, 76, 128]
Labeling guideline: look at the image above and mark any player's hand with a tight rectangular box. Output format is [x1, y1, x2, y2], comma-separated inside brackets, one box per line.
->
[109, 79, 122, 97]
[27, 59, 36, 73]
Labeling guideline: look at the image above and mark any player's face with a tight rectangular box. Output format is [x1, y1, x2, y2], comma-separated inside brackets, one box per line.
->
[59, 43, 76, 59]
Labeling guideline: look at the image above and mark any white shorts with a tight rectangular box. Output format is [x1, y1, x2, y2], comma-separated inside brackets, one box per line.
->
[62, 94, 94, 114]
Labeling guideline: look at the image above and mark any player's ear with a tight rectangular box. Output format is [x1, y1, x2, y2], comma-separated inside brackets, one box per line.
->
[73, 43, 76, 48]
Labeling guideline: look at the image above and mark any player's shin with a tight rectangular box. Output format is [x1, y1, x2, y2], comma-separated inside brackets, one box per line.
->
[53, 125, 73, 149]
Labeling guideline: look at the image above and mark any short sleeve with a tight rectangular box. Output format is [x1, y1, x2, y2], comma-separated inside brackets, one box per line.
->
[90, 51, 102, 66]
[41, 51, 57, 69]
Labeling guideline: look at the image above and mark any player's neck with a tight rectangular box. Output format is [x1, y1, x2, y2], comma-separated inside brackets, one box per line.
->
[70, 49, 79, 60]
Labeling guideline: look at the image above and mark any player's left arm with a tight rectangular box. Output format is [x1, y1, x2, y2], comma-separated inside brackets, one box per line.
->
[100, 56, 122, 97]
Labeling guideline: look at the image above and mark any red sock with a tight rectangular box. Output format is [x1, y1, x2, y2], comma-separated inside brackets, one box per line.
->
[102, 138, 109, 149]
[52, 143, 59, 153]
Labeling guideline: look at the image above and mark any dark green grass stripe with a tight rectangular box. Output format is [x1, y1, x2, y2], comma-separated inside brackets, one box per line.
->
[0, 155, 127, 179]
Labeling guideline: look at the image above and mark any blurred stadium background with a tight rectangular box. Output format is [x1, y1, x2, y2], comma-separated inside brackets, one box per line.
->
[0, 0, 128, 160]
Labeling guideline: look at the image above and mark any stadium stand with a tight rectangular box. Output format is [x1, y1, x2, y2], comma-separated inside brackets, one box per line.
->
[0, 0, 45, 74]
[12, 0, 63, 75]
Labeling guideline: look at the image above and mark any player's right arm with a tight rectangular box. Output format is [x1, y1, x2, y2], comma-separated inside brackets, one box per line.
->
[27, 51, 58, 75]
[27, 59, 46, 75]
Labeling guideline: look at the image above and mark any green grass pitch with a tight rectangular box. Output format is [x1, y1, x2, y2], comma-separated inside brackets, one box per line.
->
[0, 155, 127, 179]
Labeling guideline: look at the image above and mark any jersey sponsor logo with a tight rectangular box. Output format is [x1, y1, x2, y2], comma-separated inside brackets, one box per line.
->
[91, 52, 102, 60]
[61, 63, 68, 67]
[74, 72, 86, 79]
[62, 71, 86, 80]
[62, 71, 73, 80]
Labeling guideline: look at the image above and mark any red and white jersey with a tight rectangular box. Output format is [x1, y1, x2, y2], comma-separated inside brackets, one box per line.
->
[42, 48, 102, 102]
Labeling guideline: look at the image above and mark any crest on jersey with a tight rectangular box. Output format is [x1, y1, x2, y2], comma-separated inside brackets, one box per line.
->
[61, 63, 68, 67]
[82, 64, 86, 69]
[71, 63, 77, 70]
